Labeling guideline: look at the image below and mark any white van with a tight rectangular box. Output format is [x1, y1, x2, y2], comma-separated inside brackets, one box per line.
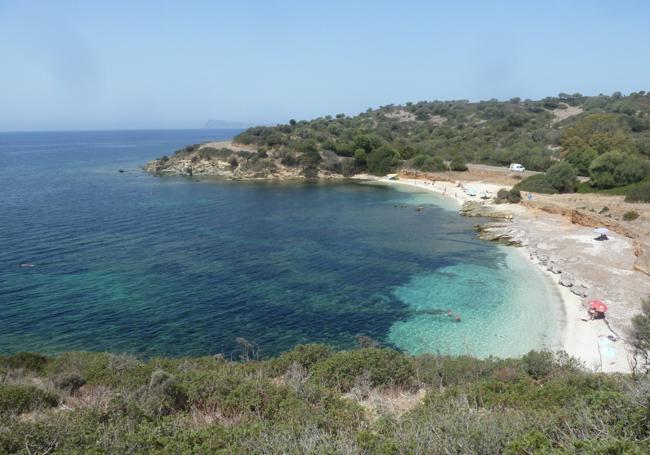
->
[509, 163, 525, 172]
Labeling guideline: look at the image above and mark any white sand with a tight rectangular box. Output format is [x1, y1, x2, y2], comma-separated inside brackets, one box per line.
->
[357, 174, 632, 372]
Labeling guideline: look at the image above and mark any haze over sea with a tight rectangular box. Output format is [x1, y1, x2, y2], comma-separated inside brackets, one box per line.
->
[0, 130, 560, 359]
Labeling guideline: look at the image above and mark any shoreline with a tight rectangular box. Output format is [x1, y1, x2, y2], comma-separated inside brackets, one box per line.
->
[362, 174, 633, 373]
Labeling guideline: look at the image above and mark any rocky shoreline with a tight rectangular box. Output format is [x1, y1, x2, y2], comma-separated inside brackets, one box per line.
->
[144, 140, 349, 181]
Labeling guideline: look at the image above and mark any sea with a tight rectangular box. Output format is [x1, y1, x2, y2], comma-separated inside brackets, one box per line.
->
[0, 129, 562, 359]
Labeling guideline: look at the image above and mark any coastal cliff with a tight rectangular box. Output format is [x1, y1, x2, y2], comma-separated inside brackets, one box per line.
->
[144, 140, 353, 180]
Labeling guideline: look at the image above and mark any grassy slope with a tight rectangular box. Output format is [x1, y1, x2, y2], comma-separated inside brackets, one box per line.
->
[1, 347, 649, 454]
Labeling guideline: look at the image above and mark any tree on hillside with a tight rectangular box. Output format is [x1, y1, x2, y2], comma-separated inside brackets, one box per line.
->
[449, 157, 468, 171]
[366, 146, 399, 175]
[353, 134, 382, 154]
[589, 151, 650, 188]
[413, 155, 447, 172]
[354, 149, 367, 170]
[545, 162, 578, 193]
[565, 147, 597, 176]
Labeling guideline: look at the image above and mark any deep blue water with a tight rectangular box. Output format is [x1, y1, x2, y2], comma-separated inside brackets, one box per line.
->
[0, 130, 559, 359]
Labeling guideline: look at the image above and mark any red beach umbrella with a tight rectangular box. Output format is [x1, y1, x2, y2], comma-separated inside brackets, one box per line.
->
[589, 300, 608, 313]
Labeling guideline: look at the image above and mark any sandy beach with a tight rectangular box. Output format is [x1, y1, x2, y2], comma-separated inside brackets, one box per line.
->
[360, 173, 650, 373]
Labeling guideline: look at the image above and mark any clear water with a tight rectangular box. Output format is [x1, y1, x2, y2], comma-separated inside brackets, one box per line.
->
[0, 130, 561, 358]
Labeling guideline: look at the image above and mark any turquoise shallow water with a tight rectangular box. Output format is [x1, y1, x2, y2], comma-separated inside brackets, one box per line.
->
[0, 130, 561, 358]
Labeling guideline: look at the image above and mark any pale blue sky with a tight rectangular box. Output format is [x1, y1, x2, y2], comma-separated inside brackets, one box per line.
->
[1, 0, 649, 131]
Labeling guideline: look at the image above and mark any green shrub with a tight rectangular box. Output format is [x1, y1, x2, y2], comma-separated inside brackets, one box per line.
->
[413, 154, 448, 172]
[367, 146, 399, 175]
[589, 151, 650, 189]
[625, 182, 650, 202]
[0, 352, 49, 372]
[139, 370, 188, 416]
[545, 161, 578, 193]
[507, 188, 522, 203]
[311, 348, 414, 391]
[513, 174, 558, 194]
[412, 355, 511, 387]
[54, 373, 86, 394]
[504, 430, 552, 454]
[267, 343, 334, 375]
[521, 350, 556, 379]
[521, 350, 581, 380]
[354, 148, 367, 169]
[566, 147, 597, 176]
[449, 157, 468, 171]
[496, 188, 522, 203]
[623, 211, 640, 221]
[223, 379, 289, 420]
[0, 384, 58, 415]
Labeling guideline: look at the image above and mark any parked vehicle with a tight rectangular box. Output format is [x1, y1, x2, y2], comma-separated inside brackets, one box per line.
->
[509, 163, 525, 172]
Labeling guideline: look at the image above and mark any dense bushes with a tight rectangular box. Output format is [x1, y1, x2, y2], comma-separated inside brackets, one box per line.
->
[545, 161, 578, 193]
[625, 181, 650, 202]
[513, 174, 558, 194]
[513, 164, 578, 194]
[0, 384, 58, 415]
[496, 188, 522, 203]
[449, 157, 468, 171]
[311, 348, 414, 391]
[1, 346, 650, 453]
[268, 343, 334, 375]
[0, 352, 49, 372]
[413, 154, 447, 172]
[589, 151, 650, 188]
[565, 147, 597, 176]
[366, 146, 399, 175]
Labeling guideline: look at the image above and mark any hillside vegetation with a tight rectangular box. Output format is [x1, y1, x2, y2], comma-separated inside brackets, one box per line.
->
[2, 346, 650, 454]
[232, 92, 650, 181]
[147, 92, 650, 190]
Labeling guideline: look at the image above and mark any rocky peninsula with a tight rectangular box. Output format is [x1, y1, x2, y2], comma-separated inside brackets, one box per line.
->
[144, 140, 350, 180]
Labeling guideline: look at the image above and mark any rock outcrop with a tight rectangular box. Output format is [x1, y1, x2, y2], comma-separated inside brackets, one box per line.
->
[461, 201, 520, 245]
[460, 201, 514, 219]
[144, 142, 351, 180]
[475, 222, 522, 246]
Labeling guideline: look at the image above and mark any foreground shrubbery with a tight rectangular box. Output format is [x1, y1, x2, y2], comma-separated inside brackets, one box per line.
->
[1, 346, 650, 453]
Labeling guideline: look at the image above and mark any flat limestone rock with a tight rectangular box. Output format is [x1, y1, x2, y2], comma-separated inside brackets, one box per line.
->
[460, 201, 513, 219]
[475, 222, 522, 246]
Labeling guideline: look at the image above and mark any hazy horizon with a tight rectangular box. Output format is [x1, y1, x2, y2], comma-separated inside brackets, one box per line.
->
[2, 0, 649, 132]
